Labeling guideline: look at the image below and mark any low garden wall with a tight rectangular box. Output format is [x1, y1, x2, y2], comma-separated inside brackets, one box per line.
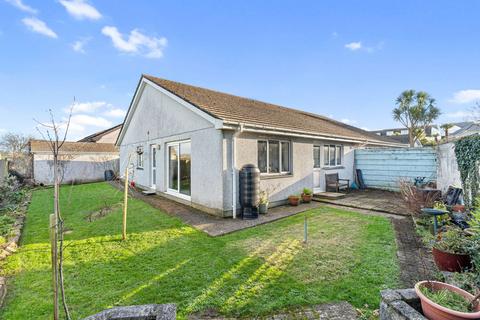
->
[380, 289, 426, 320]
[82, 304, 176, 320]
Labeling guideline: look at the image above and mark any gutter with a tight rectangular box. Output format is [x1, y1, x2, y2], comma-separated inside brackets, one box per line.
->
[221, 121, 405, 148]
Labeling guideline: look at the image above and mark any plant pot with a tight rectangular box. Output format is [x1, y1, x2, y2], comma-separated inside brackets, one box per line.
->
[415, 281, 480, 320]
[288, 196, 300, 206]
[432, 247, 472, 272]
[258, 203, 268, 214]
[302, 194, 312, 203]
[452, 204, 466, 213]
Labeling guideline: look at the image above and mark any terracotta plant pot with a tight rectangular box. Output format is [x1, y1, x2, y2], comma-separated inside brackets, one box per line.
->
[302, 194, 312, 203]
[288, 196, 300, 206]
[432, 247, 472, 272]
[452, 204, 466, 213]
[415, 281, 480, 320]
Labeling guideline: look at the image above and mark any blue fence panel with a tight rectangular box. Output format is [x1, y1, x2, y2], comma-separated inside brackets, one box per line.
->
[354, 148, 437, 191]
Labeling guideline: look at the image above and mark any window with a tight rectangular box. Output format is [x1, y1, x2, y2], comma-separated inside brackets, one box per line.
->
[136, 146, 144, 168]
[258, 140, 291, 174]
[323, 144, 343, 167]
[313, 145, 321, 168]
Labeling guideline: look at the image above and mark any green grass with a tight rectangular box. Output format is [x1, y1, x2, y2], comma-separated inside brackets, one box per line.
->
[0, 182, 400, 319]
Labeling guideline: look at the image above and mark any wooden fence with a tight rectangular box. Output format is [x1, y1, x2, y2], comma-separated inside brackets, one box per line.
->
[354, 148, 437, 191]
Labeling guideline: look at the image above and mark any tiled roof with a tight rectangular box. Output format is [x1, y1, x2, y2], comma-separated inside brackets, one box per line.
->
[78, 124, 122, 143]
[143, 75, 401, 145]
[29, 140, 118, 153]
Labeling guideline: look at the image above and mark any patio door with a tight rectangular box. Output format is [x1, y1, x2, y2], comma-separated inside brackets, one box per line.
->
[313, 145, 322, 193]
[150, 145, 157, 189]
[167, 140, 191, 200]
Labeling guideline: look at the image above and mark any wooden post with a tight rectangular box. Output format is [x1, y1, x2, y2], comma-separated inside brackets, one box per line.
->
[122, 157, 130, 241]
[303, 212, 308, 243]
[50, 213, 59, 320]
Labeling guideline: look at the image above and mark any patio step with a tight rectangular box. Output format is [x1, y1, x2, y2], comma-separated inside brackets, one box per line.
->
[313, 192, 346, 200]
[141, 189, 156, 195]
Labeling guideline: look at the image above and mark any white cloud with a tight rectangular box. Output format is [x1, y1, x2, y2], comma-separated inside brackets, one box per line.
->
[103, 108, 126, 118]
[102, 26, 168, 58]
[67, 101, 107, 113]
[70, 114, 112, 128]
[449, 89, 480, 104]
[22, 17, 57, 38]
[59, 0, 102, 20]
[345, 41, 383, 53]
[331, 31, 339, 39]
[341, 118, 357, 125]
[5, 0, 37, 14]
[345, 41, 362, 51]
[71, 37, 90, 53]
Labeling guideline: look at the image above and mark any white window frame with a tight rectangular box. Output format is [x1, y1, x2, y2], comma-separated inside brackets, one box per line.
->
[166, 139, 191, 201]
[313, 145, 321, 169]
[323, 144, 343, 168]
[258, 140, 291, 175]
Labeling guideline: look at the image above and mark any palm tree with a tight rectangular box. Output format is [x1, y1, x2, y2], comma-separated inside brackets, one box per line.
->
[393, 90, 441, 147]
[441, 123, 454, 142]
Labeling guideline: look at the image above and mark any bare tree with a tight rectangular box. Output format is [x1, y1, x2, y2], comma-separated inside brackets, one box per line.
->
[35, 107, 73, 320]
[0, 132, 34, 178]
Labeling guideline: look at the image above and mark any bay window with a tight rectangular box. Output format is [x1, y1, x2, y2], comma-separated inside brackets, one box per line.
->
[258, 140, 291, 174]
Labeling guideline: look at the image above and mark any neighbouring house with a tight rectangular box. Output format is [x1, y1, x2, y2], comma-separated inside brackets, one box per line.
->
[116, 75, 404, 217]
[78, 124, 123, 144]
[370, 126, 442, 146]
[29, 139, 119, 185]
[371, 122, 478, 146]
[449, 121, 480, 139]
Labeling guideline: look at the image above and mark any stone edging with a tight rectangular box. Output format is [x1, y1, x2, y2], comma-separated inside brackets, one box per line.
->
[380, 288, 426, 319]
[82, 304, 176, 320]
[0, 193, 30, 307]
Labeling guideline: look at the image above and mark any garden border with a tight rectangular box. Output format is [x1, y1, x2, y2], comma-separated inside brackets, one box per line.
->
[0, 192, 30, 307]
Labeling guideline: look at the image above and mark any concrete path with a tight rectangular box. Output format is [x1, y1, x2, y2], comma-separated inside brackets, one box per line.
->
[110, 181, 323, 237]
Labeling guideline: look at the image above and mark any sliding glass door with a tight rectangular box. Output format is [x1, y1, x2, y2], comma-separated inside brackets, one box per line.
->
[168, 140, 191, 198]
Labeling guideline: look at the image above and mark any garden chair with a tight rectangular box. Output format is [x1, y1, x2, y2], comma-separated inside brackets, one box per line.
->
[325, 173, 349, 192]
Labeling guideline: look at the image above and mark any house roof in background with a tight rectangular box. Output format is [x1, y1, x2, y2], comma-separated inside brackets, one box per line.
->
[141, 75, 401, 145]
[29, 140, 118, 153]
[78, 124, 122, 143]
[451, 122, 480, 137]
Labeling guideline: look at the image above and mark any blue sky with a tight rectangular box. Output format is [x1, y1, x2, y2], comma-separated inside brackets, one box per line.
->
[1, 0, 480, 140]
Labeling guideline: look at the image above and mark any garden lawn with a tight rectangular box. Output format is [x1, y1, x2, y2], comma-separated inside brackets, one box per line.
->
[0, 182, 400, 319]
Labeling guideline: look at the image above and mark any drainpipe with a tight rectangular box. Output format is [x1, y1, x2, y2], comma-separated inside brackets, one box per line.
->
[232, 124, 243, 219]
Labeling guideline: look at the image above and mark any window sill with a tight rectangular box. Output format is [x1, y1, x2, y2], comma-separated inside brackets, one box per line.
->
[260, 173, 293, 180]
[322, 166, 344, 171]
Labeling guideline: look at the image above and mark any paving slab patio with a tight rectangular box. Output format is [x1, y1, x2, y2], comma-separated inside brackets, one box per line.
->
[314, 189, 409, 216]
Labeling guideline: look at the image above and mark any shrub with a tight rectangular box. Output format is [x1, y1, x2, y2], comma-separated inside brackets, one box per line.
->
[0, 214, 15, 237]
[399, 180, 440, 216]
[434, 228, 472, 255]
[302, 188, 312, 195]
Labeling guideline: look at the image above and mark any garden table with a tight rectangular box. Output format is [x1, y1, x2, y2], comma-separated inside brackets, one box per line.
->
[421, 208, 449, 235]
